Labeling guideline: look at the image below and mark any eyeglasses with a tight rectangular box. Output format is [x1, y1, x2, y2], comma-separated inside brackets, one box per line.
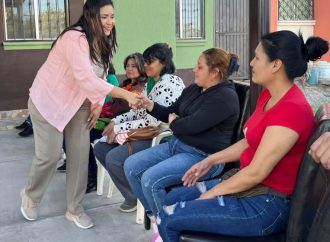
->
[144, 58, 158, 65]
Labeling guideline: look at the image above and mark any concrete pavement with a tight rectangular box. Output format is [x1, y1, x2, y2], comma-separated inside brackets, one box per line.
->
[0, 124, 152, 242]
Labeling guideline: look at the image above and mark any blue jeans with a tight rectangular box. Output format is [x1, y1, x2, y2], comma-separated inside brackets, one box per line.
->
[157, 179, 290, 242]
[124, 137, 223, 216]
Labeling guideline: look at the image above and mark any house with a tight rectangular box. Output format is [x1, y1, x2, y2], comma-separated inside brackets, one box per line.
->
[270, 0, 330, 61]
[3, 0, 324, 113]
[0, 0, 215, 111]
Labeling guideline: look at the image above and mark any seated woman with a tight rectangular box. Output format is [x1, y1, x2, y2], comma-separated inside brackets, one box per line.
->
[156, 31, 329, 242]
[94, 43, 185, 212]
[86, 53, 148, 192]
[99, 53, 148, 120]
[124, 48, 240, 232]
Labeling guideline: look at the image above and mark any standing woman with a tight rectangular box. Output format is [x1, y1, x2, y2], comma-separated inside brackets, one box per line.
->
[20, 0, 141, 229]
[157, 31, 329, 242]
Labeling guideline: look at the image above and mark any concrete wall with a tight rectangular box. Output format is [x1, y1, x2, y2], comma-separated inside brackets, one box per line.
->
[314, 0, 330, 61]
[113, 0, 214, 73]
[0, 0, 214, 110]
[277, 20, 316, 40]
[175, 1, 214, 69]
[0, 0, 83, 111]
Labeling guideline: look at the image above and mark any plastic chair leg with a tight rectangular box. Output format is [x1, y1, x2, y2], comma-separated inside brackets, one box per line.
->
[136, 200, 145, 224]
[96, 160, 105, 196]
[107, 177, 115, 198]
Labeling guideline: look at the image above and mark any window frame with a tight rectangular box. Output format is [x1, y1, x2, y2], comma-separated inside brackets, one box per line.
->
[3, 0, 69, 42]
[278, 0, 314, 21]
[176, 0, 205, 40]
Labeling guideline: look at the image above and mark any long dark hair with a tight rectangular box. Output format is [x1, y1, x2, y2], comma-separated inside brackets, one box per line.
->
[261, 30, 328, 80]
[52, 0, 117, 73]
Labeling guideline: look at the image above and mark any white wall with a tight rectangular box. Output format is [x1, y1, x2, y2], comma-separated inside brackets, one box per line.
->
[277, 20, 316, 39]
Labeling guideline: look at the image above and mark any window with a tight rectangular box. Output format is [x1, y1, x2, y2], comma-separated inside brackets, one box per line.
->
[278, 0, 313, 21]
[4, 0, 68, 41]
[176, 0, 205, 39]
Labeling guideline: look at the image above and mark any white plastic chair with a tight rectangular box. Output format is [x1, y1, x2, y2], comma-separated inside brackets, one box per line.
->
[92, 139, 115, 198]
[93, 129, 172, 225]
[93, 139, 146, 224]
[136, 200, 145, 224]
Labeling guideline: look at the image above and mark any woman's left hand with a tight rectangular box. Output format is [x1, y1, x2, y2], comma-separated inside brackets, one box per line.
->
[141, 95, 154, 112]
[106, 130, 117, 144]
[88, 105, 102, 130]
[182, 160, 212, 187]
[168, 113, 178, 124]
[102, 121, 115, 136]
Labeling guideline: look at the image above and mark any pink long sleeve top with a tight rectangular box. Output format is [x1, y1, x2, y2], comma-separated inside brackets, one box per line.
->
[29, 30, 113, 132]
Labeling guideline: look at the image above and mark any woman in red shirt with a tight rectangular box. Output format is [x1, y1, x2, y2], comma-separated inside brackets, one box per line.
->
[156, 31, 329, 242]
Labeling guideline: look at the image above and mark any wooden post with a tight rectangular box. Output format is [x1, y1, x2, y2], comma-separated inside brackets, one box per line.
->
[249, 0, 270, 112]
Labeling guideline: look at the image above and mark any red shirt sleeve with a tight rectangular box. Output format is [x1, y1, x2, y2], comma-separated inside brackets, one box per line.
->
[266, 101, 310, 135]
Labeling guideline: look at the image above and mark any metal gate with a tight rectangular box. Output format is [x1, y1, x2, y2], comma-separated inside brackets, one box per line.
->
[214, 0, 249, 80]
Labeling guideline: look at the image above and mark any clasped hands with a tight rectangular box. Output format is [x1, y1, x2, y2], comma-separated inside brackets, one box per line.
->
[128, 93, 152, 111]
[102, 95, 153, 144]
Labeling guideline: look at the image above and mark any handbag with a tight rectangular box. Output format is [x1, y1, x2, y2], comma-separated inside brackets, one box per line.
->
[124, 126, 162, 155]
[126, 126, 161, 142]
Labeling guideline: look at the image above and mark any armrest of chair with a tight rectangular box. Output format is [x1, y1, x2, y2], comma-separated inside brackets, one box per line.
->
[151, 130, 172, 147]
[91, 139, 100, 148]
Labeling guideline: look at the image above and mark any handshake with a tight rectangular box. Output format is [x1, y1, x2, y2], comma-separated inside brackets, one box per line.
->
[128, 94, 154, 112]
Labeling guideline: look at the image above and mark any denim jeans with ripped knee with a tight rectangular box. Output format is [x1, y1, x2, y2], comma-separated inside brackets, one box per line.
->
[157, 179, 290, 242]
[124, 137, 224, 216]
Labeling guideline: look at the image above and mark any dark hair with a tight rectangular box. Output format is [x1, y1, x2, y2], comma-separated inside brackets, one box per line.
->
[261, 30, 329, 80]
[122, 53, 147, 86]
[52, 0, 117, 73]
[108, 63, 116, 75]
[143, 43, 175, 75]
[202, 48, 239, 81]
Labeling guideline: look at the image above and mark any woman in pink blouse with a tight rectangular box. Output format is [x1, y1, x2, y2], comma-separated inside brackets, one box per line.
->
[20, 0, 141, 229]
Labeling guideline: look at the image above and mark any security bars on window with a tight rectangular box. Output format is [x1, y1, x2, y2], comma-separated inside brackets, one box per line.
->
[3, 0, 67, 40]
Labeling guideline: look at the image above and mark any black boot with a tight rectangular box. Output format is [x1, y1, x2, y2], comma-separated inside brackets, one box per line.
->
[18, 126, 33, 137]
[15, 120, 30, 130]
[86, 177, 97, 193]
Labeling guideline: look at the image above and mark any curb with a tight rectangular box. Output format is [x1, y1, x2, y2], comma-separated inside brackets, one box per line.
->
[0, 109, 28, 130]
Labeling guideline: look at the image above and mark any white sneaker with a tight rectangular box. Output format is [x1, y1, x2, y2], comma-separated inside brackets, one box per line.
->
[20, 188, 38, 221]
[65, 211, 94, 229]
